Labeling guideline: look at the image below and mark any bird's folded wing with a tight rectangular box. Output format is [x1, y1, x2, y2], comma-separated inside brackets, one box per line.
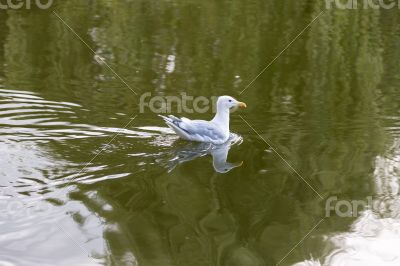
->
[179, 120, 225, 140]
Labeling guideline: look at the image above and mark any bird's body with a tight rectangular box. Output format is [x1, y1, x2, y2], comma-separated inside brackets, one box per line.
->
[159, 115, 229, 144]
[159, 96, 246, 145]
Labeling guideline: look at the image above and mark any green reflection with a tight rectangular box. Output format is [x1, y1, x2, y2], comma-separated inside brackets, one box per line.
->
[1, 0, 400, 265]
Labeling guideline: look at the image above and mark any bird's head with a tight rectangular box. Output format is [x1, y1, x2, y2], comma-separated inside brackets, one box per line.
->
[217, 96, 247, 112]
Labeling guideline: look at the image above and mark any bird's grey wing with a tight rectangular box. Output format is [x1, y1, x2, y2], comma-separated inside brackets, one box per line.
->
[159, 115, 227, 143]
[179, 120, 226, 142]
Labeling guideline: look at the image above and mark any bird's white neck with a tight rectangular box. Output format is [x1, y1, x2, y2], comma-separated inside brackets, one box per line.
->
[212, 106, 230, 132]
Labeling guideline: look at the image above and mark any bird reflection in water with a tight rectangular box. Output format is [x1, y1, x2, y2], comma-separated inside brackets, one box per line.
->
[167, 133, 243, 173]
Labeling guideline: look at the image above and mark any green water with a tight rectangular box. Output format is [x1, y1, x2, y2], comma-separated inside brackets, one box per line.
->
[1, 1, 400, 265]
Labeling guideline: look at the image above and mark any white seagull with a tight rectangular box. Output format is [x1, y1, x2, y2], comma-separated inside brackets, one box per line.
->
[159, 96, 247, 145]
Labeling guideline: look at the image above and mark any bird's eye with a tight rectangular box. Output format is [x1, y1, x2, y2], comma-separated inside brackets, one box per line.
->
[229, 100, 232, 102]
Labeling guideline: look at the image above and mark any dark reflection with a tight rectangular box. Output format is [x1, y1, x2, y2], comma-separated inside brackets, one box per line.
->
[167, 134, 243, 173]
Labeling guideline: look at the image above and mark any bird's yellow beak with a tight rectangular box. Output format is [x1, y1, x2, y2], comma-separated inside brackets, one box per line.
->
[238, 102, 247, 109]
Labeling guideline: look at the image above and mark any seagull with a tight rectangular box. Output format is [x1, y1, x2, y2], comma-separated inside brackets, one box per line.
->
[159, 96, 247, 145]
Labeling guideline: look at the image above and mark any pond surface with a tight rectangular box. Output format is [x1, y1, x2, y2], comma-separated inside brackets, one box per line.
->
[1, 1, 400, 265]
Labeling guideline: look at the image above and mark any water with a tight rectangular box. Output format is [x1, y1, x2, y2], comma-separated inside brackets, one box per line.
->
[1, 1, 400, 265]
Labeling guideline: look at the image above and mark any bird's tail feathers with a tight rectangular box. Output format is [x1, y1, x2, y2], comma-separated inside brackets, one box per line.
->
[158, 114, 181, 125]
